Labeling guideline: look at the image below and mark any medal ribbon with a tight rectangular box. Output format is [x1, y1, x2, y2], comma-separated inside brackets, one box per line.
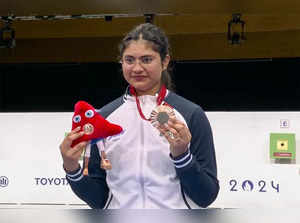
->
[130, 85, 167, 121]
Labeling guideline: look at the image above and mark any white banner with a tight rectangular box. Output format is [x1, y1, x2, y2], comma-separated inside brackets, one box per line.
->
[208, 112, 300, 208]
[0, 113, 85, 205]
[1, 112, 300, 208]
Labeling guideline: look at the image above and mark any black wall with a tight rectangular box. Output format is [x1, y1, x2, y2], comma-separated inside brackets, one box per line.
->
[1, 58, 300, 112]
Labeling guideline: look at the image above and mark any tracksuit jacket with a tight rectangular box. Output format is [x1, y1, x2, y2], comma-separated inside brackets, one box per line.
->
[66, 89, 219, 209]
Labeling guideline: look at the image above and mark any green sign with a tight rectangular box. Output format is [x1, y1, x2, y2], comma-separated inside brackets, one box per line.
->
[270, 133, 296, 159]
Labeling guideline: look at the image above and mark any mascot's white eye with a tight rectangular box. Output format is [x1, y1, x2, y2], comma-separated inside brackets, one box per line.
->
[73, 115, 81, 123]
[85, 109, 94, 118]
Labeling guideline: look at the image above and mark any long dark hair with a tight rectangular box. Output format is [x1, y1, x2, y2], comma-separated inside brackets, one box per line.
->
[118, 23, 174, 91]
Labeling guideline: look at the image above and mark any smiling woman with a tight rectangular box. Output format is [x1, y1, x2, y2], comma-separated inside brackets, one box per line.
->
[121, 39, 168, 96]
[59, 23, 220, 209]
[119, 23, 172, 96]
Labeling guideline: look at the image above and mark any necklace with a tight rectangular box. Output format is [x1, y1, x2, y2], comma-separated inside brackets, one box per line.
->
[130, 85, 167, 121]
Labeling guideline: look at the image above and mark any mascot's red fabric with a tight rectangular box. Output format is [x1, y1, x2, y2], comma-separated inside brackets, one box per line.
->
[71, 101, 123, 147]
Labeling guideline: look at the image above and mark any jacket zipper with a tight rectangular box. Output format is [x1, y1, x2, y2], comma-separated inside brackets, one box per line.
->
[139, 120, 146, 208]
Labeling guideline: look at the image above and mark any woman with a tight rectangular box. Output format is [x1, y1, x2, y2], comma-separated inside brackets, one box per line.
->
[59, 23, 219, 209]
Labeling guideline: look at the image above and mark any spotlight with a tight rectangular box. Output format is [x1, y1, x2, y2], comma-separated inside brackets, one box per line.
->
[144, 14, 154, 24]
[0, 17, 16, 48]
[71, 15, 83, 19]
[227, 13, 246, 45]
[105, 16, 113, 22]
[35, 15, 56, 20]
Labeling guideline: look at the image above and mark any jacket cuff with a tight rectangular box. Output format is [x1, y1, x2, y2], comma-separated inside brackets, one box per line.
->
[64, 165, 84, 182]
[169, 149, 193, 169]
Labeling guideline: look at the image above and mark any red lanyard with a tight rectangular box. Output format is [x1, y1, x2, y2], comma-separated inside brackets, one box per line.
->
[130, 85, 167, 121]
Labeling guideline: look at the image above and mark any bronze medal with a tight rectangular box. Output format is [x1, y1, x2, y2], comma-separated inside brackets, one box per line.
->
[157, 111, 169, 125]
[150, 105, 175, 126]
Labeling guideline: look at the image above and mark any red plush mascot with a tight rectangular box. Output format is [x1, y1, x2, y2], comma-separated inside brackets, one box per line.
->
[71, 100, 123, 175]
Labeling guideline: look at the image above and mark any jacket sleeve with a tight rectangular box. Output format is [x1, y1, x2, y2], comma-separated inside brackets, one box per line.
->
[172, 107, 219, 208]
[66, 143, 109, 209]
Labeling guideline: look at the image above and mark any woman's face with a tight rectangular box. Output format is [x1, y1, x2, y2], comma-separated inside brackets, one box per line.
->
[121, 39, 170, 96]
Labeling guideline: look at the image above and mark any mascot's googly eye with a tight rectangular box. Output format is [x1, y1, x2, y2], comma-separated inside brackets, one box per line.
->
[85, 109, 94, 118]
[73, 115, 81, 123]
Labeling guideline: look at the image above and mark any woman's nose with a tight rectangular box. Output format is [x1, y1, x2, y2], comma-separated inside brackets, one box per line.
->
[132, 61, 144, 72]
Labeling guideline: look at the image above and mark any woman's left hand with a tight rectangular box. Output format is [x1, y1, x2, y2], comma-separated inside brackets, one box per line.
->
[157, 117, 192, 157]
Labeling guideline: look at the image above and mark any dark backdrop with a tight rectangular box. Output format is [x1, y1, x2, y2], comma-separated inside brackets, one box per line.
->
[1, 58, 299, 112]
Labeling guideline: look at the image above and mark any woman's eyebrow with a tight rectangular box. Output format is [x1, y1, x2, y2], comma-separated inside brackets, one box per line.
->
[123, 54, 155, 58]
[140, 55, 154, 57]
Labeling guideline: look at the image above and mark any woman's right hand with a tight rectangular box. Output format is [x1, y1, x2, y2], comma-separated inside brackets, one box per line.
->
[59, 126, 88, 172]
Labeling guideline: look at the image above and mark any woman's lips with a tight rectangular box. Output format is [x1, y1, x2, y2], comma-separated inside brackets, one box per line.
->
[132, 76, 147, 81]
